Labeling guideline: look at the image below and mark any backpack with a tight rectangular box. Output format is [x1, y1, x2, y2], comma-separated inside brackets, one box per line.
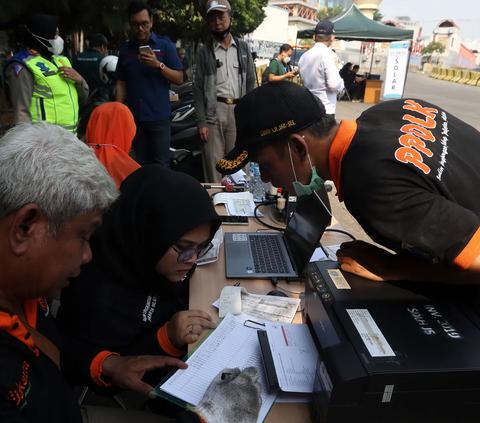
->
[261, 58, 280, 85]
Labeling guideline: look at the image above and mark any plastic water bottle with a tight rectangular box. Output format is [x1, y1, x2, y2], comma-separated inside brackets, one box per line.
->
[248, 162, 256, 195]
[253, 163, 265, 202]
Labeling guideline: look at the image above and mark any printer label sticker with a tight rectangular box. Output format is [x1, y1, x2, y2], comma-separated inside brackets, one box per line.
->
[319, 361, 333, 398]
[346, 309, 396, 357]
[382, 385, 394, 403]
[326, 269, 351, 289]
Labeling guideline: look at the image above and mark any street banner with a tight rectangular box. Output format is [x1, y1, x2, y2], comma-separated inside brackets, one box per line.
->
[383, 41, 411, 99]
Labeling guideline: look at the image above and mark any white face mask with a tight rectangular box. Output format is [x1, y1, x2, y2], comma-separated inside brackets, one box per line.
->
[283, 56, 291, 64]
[30, 29, 64, 55]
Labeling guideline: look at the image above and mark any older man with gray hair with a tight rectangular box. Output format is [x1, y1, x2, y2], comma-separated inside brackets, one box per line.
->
[0, 122, 262, 423]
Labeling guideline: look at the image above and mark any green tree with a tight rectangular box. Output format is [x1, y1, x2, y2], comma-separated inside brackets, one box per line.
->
[421, 41, 446, 63]
[421, 41, 446, 55]
[153, 0, 268, 41]
[1, 0, 269, 47]
[299, 38, 314, 47]
[373, 10, 383, 21]
[317, 6, 344, 21]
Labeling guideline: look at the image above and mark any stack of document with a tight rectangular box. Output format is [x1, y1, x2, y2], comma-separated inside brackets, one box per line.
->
[156, 314, 319, 423]
[196, 228, 223, 266]
[213, 191, 262, 217]
[214, 286, 301, 324]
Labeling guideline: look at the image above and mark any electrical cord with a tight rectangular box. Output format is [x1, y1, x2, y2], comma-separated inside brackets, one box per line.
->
[324, 228, 356, 241]
[276, 284, 305, 295]
[254, 202, 285, 232]
[270, 277, 305, 295]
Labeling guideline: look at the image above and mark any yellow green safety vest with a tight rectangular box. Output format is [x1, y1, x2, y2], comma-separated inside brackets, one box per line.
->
[22, 54, 79, 134]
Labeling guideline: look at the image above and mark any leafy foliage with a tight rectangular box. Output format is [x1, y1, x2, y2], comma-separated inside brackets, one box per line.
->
[317, 6, 344, 21]
[373, 10, 383, 22]
[1, 0, 268, 45]
[421, 41, 446, 55]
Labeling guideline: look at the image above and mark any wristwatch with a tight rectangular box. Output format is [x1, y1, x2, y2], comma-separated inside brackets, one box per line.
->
[158, 62, 165, 71]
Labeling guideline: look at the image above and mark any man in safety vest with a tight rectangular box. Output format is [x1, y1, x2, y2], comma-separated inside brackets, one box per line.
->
[3, 14, 89, 135]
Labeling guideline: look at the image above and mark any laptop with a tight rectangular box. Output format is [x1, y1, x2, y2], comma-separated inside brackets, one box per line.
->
[225, 189, 332, 278]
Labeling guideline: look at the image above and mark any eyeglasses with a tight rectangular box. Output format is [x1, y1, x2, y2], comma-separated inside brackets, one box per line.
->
[130, 21, 150, 31]
[171, 243, 213, 264]
[207, 14, 229, 24]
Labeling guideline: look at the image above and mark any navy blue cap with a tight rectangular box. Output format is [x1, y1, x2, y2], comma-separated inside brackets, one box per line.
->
[315, 20, 334, 35]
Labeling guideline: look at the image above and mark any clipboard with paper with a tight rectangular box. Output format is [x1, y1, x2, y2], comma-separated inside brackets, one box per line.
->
[155, 314, 278, 423]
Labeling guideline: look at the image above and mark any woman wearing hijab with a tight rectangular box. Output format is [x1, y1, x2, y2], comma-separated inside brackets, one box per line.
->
[56, 165, 221, 389]
[3, 14, 88, 130]
[86, 102, 140, 188]
[339, 62, 353, 79]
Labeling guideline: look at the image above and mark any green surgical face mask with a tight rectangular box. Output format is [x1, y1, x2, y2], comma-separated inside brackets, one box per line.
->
[288, 140, 325, 196]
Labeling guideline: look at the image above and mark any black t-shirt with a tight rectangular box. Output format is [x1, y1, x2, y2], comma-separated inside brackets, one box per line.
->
[339, 99, 480, 269]
[342, 70, 356, 90]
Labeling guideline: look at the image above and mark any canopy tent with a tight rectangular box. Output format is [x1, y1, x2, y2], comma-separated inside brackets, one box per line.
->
[296, 4, 414, 42]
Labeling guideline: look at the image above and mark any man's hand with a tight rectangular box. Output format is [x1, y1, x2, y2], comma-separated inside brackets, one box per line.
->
[198, 127, 209, 142]
[194, 367, 262, 423]
[139, 48, 160, 69]
[285, 71, 296, 79]
[101, 355, 187, 398]
[337, 240, 399, 281]
[167, 310, 216, 350]
[58, 66, 83, 85]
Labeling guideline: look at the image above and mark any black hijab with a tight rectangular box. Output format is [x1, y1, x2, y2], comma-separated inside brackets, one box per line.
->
[90, 165, 221, 292]
[21, 14, 59, 58]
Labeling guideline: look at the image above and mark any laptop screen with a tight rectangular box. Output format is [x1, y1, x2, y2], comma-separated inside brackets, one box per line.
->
[284, 189, 332, 275]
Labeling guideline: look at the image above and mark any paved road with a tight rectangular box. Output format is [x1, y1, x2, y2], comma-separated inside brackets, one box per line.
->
[330, 71, 480, 242]
[336, 71, 480, 130]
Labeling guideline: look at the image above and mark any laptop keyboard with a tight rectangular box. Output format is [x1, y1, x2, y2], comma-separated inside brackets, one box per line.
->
[249, 235, 290, 274]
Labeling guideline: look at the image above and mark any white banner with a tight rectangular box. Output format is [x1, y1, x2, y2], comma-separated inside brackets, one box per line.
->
[383, 41, 411, 99]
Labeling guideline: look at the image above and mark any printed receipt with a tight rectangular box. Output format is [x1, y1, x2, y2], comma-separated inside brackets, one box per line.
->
[215, 288, 301, 323]
[158, 314, 277, 423]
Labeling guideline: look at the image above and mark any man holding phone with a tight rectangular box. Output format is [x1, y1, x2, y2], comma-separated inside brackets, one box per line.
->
[115, 1, 183, 167]
[267, 44, 296, 83]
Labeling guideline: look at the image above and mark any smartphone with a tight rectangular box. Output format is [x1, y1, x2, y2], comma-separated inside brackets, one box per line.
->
[221, 216, 249, 226]
[139, 45, 151, 54]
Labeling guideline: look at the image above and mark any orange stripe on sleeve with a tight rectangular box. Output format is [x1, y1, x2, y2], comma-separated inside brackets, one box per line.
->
[90, 351, 120, 386]
[328, 120, 357, 202]
[157, 323, 186, 357]
[453, 227, 480, 271]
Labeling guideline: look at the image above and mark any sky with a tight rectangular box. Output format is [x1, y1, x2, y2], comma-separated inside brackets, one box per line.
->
[378, 0, 480, 40]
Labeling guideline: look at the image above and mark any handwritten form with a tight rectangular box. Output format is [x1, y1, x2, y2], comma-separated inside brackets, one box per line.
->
[159, 314, 278, 422]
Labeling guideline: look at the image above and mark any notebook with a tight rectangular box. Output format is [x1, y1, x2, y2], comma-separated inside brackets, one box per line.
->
[225, 189, 332, 278]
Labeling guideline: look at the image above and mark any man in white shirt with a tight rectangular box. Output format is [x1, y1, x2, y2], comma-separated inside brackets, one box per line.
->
[298, 20, 344, 118]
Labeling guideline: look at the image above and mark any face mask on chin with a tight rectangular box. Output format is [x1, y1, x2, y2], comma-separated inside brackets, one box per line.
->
[283, 56, 291, 64]
[287, 139, 325, 196]
[212, 25, 231, 41]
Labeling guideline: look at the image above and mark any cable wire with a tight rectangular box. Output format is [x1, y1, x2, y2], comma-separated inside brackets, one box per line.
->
[276, 284, 305, 295]
[324, 228, 356, 241]
[254, 202, 285, 232]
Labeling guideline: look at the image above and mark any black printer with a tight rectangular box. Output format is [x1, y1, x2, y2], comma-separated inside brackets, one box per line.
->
[305, 261, 480, 423]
